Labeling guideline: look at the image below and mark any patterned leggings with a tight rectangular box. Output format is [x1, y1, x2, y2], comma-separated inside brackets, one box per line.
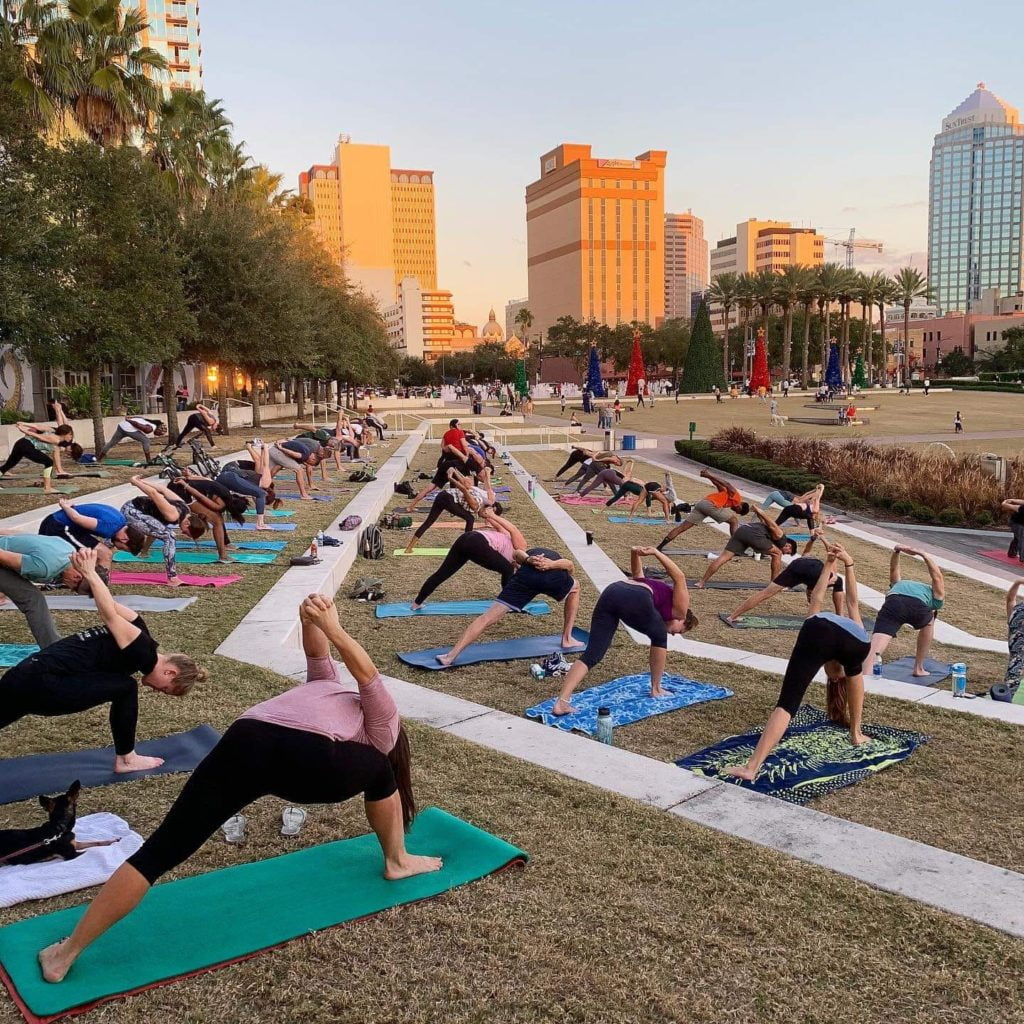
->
[1006, 603, 1024, 685]
[121, 502, 178, 579]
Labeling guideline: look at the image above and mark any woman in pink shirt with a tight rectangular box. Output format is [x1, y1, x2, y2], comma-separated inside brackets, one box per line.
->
[411, 509, 527, 610]
[38, 595, 442, 985]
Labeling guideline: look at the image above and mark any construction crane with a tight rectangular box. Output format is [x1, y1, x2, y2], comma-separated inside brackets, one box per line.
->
[826, 228, 883, 269]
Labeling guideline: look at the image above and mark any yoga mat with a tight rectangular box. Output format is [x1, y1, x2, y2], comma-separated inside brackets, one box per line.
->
[0, 644, 39, 668]
[0, 487, 78, 495]
[557, 494, 612, 506]
[607, 516, 671, 526]
[685, 579, 766, 590]
[0, 595, 196, 612]
[166, 539, 288, 552]
[0, 725, 220, 805]
[243, 510, 293, 518]
[526, 673, 733, 735]
[393, 548, 451, 556]
[979, 548, 1024, 569]
[879, 656, 951, 687]
[99, 459, 138, 466]
[113, 550, 277, 565]
[398, 628, 589, 671]
[718, 611, 877, 632]
[109, 572, 241, 588]
[677, 705, 928, 805]
[0, 807, 526, 1023]
[662, 549, 713, 557]
[227, 522, 295, 531]
[376, 600, 550, 618]
[277, 493, 335, 501]
[786, 533, 812, 542]
[408, 522, 469, 530]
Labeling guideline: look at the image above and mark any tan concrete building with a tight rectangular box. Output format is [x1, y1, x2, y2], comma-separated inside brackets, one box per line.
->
[299, 138, 437, 308]
[664, 211, 708, 320]
[136, 0, 202, 94]
[525, 144, 667, 339]
[504, 297, 530, 342]
[384, 276, 477, 364]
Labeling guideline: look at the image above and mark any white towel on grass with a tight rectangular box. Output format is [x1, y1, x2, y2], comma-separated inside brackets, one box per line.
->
[0, 812, 143, 908]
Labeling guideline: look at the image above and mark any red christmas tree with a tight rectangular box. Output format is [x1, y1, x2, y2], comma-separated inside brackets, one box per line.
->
[626, 330, 645, 396]
[749, 327, 771, 391]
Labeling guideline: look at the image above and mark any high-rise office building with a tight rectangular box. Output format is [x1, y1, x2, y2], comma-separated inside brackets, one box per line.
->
[928, 83, 1024, 314]
[664, 212, 708, 320]
[299, 137, 437, 308]
[504, 297, 530, 341]
[137, 1, 202, 94]
[525, 144, 666, 339]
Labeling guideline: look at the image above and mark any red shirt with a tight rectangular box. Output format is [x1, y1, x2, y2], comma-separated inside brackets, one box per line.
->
[442, 428, 466, 450]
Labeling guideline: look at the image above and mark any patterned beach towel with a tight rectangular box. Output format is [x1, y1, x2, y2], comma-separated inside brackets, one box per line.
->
[676, 705, 928, 805]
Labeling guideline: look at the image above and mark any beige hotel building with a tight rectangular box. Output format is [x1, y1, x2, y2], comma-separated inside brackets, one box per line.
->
[525, 144, 667, 339]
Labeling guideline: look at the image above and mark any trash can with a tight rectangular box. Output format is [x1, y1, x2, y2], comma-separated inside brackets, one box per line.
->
[622, 434, 637, 451]
[603, 429, 615, 452]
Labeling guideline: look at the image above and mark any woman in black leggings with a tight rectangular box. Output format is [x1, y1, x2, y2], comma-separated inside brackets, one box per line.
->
[554, 446, 595, 478]
[775, 484, 825, 531]
[554, 547, 698, 715]
[403, 467, 498, 554]
[725, 544, 868, 783]
[38, 594, 443, 985]
[412, 510, 526, 609]
[167, 403, 219, 449]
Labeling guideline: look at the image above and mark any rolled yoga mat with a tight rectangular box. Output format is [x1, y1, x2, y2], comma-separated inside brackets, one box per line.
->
[0, 807, 527, 1023]
[0, 595, 196, 612]
[376, 600, 550, 618]
[109, 572, 242, 588]
[113, 550, 278, 565]
[878, 656, 951, 687]
[526, 673, 733, 736]
[398, 628, 589, 671]
[0, 644, 39, 668]
[0, 725, 220, 805]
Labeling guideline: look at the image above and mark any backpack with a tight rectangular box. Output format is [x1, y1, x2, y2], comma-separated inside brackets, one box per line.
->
[349, 466, 377, 483]
[381, 512, 413, 530]
[359, 523, 384, 560]
[394, 480, 416, 498]
[339, 515, 363, 531]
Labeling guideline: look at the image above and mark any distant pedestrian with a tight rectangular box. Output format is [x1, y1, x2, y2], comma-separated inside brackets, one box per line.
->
[560, 392, 566, 416]
[714, 385, 722, 404]
[924, 378, 931, 396]
[613, 399, 622, 423]
[954, 411, 963, 434]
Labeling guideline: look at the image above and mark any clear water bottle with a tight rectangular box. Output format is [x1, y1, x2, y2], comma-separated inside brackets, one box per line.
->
[594, 707, 614, 745]
[873, 654, 882, 677]
[309, 537, 318, 561]
[951, 662, 967, 698]
[529, 663, 546, 681]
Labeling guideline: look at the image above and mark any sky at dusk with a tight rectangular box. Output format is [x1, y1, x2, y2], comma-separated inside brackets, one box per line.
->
[202, 0, 1024, 329]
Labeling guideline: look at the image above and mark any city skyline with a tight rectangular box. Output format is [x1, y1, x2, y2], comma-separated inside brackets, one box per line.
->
[200, 0, 1024, 328]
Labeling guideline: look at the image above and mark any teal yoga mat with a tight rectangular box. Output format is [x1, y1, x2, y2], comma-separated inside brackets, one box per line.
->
[0, 808, 527, 1022]
[0, 644, 39, 668]
[243, 509, 293, 518]
[113, 551, 278, 565]
[376, 600, 550, 618]
[164, 539, 288, 552]
[607, 516, 671, 526]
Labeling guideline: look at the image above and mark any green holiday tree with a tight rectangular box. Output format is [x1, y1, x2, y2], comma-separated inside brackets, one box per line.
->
[515, 358, 528, 396]
[852, 354, 867, 388]
[679, 299, 723, 393]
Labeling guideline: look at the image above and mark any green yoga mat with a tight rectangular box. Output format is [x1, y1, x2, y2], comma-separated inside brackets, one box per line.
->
[0, 486, 79, 495]
[99, 459, 139, 466]
[113, 550, 277, 565]
[393, 548, 451, 556]
[0, 808, 526, 1022]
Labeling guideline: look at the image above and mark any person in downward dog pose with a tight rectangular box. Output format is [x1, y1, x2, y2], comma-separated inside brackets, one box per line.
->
[693, 507, 798, 588]
[37, 593, 442, 985]
[562, 452, 622, 491]
[0, 549, 205, 772]
[411, 509, 526, 609]
[166, 403, 219, 449]
[866, 546, 945, 678]
[577, 464, 626, 499]
[553, 547, 698, 716]
[120, 476, 206, 586]
[656, 469, 749, 550]
[724, 543, 868, 783]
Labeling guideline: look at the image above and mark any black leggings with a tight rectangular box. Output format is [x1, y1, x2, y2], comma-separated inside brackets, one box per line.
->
[414, 531, 514, 605]
[0, 437, 52, 474]
[127, 719, 396, 884]
[555, 449, 588, 477]
[580, 581, 668, 669]
[175, 413, 214, 446]
[0, 661, 138, 754]
[413, 490, 475, 539]
[776, 504, 814, 529]
[778, 616, 869, 715]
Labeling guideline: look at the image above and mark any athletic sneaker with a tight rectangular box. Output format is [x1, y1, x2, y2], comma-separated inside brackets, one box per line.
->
[543, 652, 572, 677]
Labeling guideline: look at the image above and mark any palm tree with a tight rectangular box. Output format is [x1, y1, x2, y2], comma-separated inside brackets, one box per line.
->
[146, 90, 232, 200]
[773, 265, 811, 384]
[893, 267, 930, 387]
[14, 0, 167, 147]
[514, 307, 534, 356]
[814, 263, 844, 382]
[876, 275, 901, 386]
[736, 272, 757, 382]
[858, 271, 883, 384]
[797, 270, 818, 387]
[753, 268, 777, 340]
[706, 272, 739, 384]
[835, 268, 859, 383]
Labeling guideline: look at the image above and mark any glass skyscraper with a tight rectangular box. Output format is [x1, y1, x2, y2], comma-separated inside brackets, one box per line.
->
[137, 0, 203, 95]
[928, 83, 1024, 314]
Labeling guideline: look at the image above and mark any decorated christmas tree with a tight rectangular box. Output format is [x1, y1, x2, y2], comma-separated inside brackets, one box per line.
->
[825, 343, 843, 390]
[679, 299, 723, 393]
[852, 353, 867, 388]
[749, 327, 770, 391]
[585, 345, 606, 397]
[626, 330, 645, 396]
[514, 358, 528, 397]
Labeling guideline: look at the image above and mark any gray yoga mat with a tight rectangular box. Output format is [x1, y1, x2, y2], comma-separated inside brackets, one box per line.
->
[879, 657, 951, 688]
[0, 595, 197, 612]
[0, 725, 220, 805]
[685, 579, 768, 590]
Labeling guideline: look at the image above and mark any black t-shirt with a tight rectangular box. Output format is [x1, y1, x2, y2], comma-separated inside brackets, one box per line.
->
[170, 478, 232, 505]
[1012, 507, 1024, 526]
[37, 615, 158, 678]
[130, 496, 188, 525]
[774, 556, 844, 593]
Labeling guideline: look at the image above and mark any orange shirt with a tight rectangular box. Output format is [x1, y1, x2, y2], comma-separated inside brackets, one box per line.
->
[705, 488, 741, 510]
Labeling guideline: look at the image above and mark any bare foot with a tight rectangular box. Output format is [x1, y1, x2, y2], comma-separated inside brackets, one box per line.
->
[255, 523, 273, 531]
[39, 939, 74, 983]
[435, 653, 454, 667]
[723, 764, 757, 782]
[300, 496, 315, 502]
[166, 577, 183, 587]
[552, 698, 577, 716]
[692, 581, 705, 590]
[650, 686, 670, 699]
[911, 667, 929, 677]
[384, 853, 444, 880]
[850, 730, 869, 746]
[561, 640, 585, 651]
[114, 753, 165, 773]
[723, 615, 738, 624]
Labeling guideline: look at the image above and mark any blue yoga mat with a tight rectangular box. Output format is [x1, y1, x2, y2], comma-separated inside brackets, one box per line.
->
[398, 628, 589, 671]
[526, 673, 733, 736]
[677, 705, 928, 805]
[786, 533, 812, 542]
[879, 656, 951, 687]
[0, 643, 39, 668]
[376, 600, 550, 618]
[161, 539, 288, 552]
[607, 516, 671, 526]
[0, 725, 220, 805]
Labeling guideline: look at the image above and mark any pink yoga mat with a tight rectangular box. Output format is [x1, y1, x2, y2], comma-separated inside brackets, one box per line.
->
[110, 571, 242, 588]
[559, 494, 617, 506]
[979, 549, 1024, 569]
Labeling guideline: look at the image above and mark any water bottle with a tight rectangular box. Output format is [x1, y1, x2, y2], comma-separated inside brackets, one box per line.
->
[594, 707, 614, 745]
[951, 662, 967, 698]
[309, 537, 318, 561]
[317, 530, 324, 550]
[873, 654, 882, 677]
[529, 663, 546, 681]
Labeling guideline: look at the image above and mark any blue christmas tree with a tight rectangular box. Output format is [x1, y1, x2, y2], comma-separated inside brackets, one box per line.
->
[585, 345, 606, 398]
[825, 343, 842, 391]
